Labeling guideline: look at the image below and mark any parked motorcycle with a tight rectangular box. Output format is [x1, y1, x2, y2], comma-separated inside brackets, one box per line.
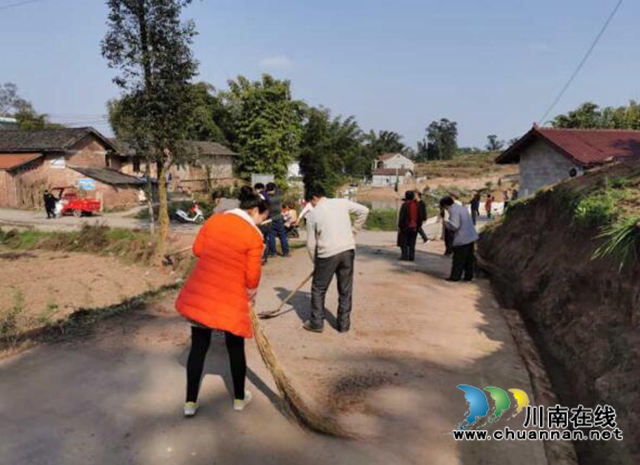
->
[175, 202, 205, 224]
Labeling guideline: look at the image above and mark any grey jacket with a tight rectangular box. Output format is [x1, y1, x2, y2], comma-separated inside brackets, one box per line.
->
[445, 203, 479, 246]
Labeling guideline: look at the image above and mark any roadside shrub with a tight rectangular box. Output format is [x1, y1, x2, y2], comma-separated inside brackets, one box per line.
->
[573, 190, 621, 228]
[592, 215, 640, 272]
[0, 224, 156, 265]
[0, 290, 25, 343]
[364, 209, 397, 231]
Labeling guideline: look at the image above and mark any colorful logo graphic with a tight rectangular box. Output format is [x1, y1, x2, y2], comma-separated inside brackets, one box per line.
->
[456, 384, 530, 430]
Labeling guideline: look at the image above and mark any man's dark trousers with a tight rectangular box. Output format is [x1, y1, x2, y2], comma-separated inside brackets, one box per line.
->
[450, 242, 475, 281]
[310, 250, 355, 330]
[267, 219, 289, 256]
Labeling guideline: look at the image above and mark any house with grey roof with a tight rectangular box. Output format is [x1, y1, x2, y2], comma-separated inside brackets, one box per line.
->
[371, 153, 415, 187]
[0, 127, 145, 209]
[112, 139, 238, 193]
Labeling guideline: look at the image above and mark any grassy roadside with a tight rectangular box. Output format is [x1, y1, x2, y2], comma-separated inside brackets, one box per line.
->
[0, 224, 173, 353]
[0, 224, 157, 265]
[0, 284, 179, 355]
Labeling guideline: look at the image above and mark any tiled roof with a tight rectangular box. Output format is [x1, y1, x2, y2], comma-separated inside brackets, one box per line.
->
[0, 127, 117, 153]
[377, 153, 404, 161]
[497, 126, 640, 167]
[0, 153, 43, 170]
[68, 166, 145, 186]
[111, 139, 237, 157]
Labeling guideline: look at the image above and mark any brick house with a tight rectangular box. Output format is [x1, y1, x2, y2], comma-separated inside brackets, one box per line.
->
[496, 125, 640, 196]
[0, 127, 145, 209]
[113, 139, 238, 193]
[372, 153, 415, 187]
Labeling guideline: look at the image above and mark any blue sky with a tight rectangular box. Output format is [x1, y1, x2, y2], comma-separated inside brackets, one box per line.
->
[1, 0, 638, 147]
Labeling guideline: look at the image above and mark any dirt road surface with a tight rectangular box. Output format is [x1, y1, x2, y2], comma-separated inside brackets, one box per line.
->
[0, 231, 548, 465]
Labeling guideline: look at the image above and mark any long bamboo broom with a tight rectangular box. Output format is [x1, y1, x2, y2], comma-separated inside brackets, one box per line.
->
[249, 308, 358, 438]
[258, 271, 314, 319]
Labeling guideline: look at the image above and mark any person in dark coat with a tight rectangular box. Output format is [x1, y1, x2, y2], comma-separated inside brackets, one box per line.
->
[441, 206, 454, 256]
[43, 190, 56, 219]
[415, 191, 428, 243]
[254, 183, 270, 264]
[265, 182, 290, 258]
[470, 192, 481, 225]
[398, 191, 419, 261]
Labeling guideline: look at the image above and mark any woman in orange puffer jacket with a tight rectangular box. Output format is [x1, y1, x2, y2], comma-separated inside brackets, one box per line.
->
[176, 187, 269, 417]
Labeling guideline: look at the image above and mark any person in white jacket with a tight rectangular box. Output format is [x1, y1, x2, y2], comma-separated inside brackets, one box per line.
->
[303, 186, 369, 333]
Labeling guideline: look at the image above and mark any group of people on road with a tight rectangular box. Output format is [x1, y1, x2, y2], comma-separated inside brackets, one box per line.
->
[399, 189, 480, 282]
[173, 175, 518, 418]
[469, 188, 519, 224]
[174, 182, 370, 417]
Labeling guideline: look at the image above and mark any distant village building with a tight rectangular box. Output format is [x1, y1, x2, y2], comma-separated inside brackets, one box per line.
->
[0, 127, 144, 209]
[113, 140, 238, 193]
[497, 125, 640, 196]
[371, 153, 414, 187]
[0, 117, 19, 130]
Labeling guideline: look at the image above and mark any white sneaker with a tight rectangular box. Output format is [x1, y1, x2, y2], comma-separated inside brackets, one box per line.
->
[184, 402, 198, 417]
[233, 391, 252, 411]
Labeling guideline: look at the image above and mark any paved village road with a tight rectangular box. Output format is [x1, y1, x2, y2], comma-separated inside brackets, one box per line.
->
[0, 229, 547, 465]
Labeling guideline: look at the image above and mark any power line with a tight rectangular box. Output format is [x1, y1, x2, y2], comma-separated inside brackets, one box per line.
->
[539, 0, 624, 125]
[0, 0, 42, 11]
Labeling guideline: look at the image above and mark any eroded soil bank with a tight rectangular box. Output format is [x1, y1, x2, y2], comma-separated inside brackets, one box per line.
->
[479, 162, 640, 465]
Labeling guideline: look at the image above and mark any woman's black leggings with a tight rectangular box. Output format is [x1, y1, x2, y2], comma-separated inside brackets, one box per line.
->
[186, 326, 246, 402]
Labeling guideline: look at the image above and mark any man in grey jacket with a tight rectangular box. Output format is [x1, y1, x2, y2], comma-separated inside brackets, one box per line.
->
[303, 186, 370, 333]
[440, 196, 479, 282]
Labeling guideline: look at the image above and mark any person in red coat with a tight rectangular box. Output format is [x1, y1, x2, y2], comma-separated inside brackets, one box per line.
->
[175, 187, 269, 417]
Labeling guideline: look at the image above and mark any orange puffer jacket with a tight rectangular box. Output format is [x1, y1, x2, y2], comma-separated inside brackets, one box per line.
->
[175, 210, 264, 338]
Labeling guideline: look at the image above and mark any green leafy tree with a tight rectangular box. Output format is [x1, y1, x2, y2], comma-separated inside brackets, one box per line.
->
[0, 82, 62, 129]
[551, 101, 640, 130]
[485, 134, 504, 151]
[222, 74, 303, 182]
[298, 107, 366, 196]
[417, 118, 458, 161]
[184, 82, 235, 144]
[0, 83, 30, 116]
[101, 0, 198, 255]
[364, 130, 407, 155]
[109, 82, 235, 144]
[299, 107, 343, 197]
[552, 102, 602, 128]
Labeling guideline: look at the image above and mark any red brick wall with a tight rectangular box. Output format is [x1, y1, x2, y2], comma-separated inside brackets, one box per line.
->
[0, 135, 138, 209]
[67, 136, 110, 168]
[0, 170, 16, 207]
[94, 181, 140, 209]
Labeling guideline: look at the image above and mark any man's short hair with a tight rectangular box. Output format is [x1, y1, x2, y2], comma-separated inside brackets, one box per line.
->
[254, 183, 265, 191]
[305, 185, 326, 201]
[266, 182, 276, 192]
[439, 196, 454, 208]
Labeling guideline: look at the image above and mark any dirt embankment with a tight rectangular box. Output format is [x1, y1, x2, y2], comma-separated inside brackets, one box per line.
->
[479, 163, 640, 465]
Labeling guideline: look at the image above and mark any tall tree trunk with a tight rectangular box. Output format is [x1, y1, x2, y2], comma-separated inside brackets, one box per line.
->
[156, 156, 170, 258]
[144, 156, 155, 235]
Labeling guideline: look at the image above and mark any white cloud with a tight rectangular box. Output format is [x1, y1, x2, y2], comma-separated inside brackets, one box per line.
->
[259, 55, 294, 70]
